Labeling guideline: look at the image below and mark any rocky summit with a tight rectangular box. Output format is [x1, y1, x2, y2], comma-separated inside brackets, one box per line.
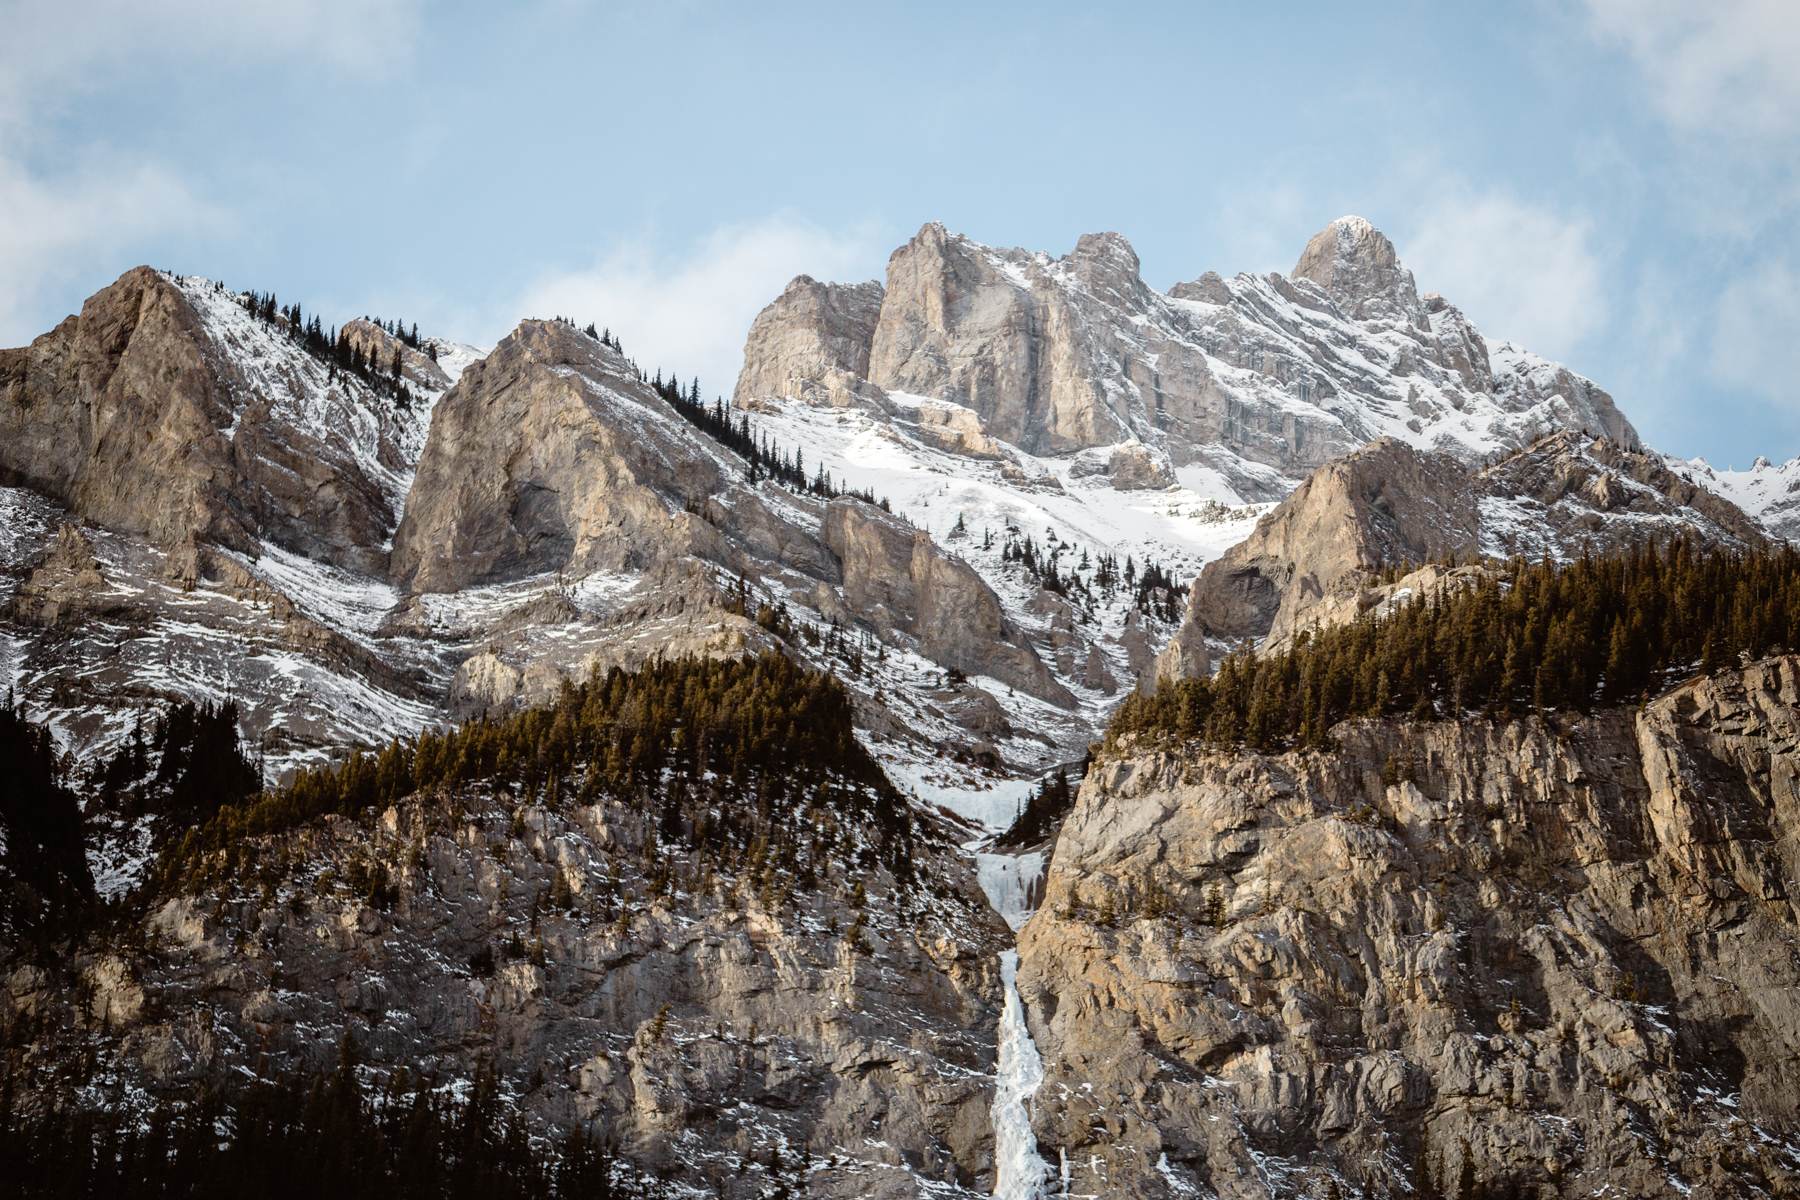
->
[4, 217, 1800, 1198]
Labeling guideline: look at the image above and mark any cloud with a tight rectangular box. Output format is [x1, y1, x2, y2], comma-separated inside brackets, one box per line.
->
[512, 217, 892, 398]
[1711, 258, 1800, 408]
[1581, 0, 1800, 144]
[0, 0, 426, 344]
[1400, 191, 1607, 359]
[0, 0, 423, 129]
[0, 154, 220, 344]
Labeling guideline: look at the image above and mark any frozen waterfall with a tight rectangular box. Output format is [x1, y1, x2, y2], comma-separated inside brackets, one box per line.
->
[976, 851, 1051, 1199]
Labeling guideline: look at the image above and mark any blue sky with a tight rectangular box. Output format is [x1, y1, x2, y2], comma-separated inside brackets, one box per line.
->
[4, 1, 1797, 466]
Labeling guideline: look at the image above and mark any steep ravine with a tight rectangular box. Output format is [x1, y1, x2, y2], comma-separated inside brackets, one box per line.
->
[1016, 656, 1800, 1197]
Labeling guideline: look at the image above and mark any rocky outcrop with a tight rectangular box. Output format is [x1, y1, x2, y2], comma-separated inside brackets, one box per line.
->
[1174, 433, 1772, 661]
[1184, 438, 1481, 643]
[340, 317, 452, 393]
[1291, 215, 1422, 321]
[732, 276, 884, 410]
[1479, 432, 1773, 558]
[7, 524, 115, 626]
[1105, 442, 1176, 491]
[823, 497, 1073, 708]
[1149, 616, 1210, 690]
[392, 320, 730, 593]
[0, 268, 417, 575]
[1016, 656, 1800, 1197]
[0, 269, 246, 555]
[1168, 271, 1233, 305]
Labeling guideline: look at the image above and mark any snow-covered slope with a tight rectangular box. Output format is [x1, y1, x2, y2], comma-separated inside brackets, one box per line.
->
[172, 275, 431, 521]
[1669, 454, 1800, 542]
[739, 389, 1262, 813]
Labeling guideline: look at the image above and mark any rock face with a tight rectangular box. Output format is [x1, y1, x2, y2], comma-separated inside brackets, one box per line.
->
[1185, 438, 1480, 642]
[4, 765, 1012, 1197]
[1016, 656, 1800, 1197]
[865, 225, 1142, 454]
[0, 268, 421, 575]
[733, 276, 885, 410]
[822, 498, 1072, 708]
[1176, 432, 1773, 654]
[392, 320, 731, 592]
[737, 218, 1640, 500]
[0, 269, 236, 553]
[1290, 214, 1421, 321]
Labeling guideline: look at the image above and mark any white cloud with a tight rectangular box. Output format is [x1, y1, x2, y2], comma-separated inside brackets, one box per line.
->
[0, 0, 423, 129]
[0, 0, 426, 344]
[0, 154, 220, 344]
[1711, 259, 1800, 406]
[1400, 191, 1607, 359]
[512, 217, 891, 398]
[1582, 0, 1800, 143]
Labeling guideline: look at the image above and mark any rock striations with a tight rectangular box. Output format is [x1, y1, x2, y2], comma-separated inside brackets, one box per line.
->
[1016, 656, 1800, 1197]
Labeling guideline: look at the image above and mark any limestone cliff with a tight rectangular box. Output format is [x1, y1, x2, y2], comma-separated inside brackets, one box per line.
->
[391, 319, 732, 593]
[0, 268, 422, 575]
[1184, 438, 1480, 643]
[1016, 656, 1800, 1197]
[736, 217, 1641, 499]
[822, 497, 1073, 708]
[733, 275, 885, 410]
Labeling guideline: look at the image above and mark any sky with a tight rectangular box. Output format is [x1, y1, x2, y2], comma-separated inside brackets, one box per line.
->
[3, 0, 1798, 467]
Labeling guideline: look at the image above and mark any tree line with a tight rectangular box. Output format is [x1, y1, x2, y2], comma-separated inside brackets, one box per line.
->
[236, 288, 418, 409]
[1108, 540, 1800, 753]
[1, 696, 260, 944]
[651, 369, 885, 505]
[0, 1043, 659, 1198]
[549, 317, 891, 511]
[161, 654, 922, 897]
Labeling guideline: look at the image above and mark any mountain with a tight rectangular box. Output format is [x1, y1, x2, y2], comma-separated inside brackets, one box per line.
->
[0, 269, 427, 574]
[6, 215, 1800, 1198]
[0, 275, 1111, 843]
[736, 216, 1636, 503]
[1670, 453, 1800, 542]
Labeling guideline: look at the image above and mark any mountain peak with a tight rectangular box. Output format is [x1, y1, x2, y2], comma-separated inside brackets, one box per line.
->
[1069, 230, 1140, 273]
[1291, 214, 1420, 320]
